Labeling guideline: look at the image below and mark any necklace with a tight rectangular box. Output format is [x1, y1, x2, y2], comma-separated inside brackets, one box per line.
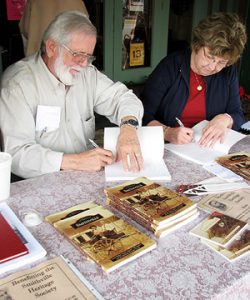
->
[194, 72, 203, 91]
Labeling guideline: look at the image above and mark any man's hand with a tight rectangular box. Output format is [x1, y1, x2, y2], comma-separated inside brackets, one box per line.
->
[116, 125, 143, 172]
[61, 148, 114, 171]
[198, 114, 232, 148]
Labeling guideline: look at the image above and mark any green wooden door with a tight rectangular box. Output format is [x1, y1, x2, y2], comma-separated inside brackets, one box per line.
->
[102, 0, 170, 84]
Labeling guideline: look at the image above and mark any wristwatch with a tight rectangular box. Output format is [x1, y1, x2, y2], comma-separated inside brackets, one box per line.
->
[120, 118, 139, 129]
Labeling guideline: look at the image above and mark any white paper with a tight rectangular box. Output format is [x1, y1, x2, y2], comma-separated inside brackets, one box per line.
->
[165, 120, 245, 165]
[36, 105, 61, 132]
[104, 126, 171, 181]
[203, 162, 243, 182]
[241, 121, 250, 131]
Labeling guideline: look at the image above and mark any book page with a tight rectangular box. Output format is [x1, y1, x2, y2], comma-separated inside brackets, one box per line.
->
[104, 126, 164, 158]
[192, 120, 245, 153]
[0, 256, 100, 300]
[104, 126, 171, 181]
[105, 158, 171, 181]
[165, 120, 245, 165]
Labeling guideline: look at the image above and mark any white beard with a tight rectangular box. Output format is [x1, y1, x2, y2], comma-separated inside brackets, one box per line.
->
[54, 52, 82, 85]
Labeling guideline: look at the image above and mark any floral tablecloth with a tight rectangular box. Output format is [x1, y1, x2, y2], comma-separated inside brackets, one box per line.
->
[5, 136, 250, 300]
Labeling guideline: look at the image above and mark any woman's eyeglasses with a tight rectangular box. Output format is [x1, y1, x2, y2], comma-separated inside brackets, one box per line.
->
[203, 48, 228, 68]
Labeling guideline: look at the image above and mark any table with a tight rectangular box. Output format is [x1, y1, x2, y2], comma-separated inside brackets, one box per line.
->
[4, 136, 250, 300]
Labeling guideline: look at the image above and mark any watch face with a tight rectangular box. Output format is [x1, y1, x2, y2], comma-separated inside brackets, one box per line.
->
[120, 119, 139, 128]
[128, 119, 139, 126]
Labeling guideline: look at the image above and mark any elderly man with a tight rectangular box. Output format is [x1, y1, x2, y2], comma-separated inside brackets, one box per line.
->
[0, 11, 143, 179]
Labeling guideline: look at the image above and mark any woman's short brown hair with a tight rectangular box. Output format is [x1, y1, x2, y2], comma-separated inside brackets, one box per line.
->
[191, 12, 247, 65]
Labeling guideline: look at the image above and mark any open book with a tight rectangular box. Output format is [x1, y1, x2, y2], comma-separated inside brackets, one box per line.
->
[165, 120, 245, 165]
[104, 126, 171, 181]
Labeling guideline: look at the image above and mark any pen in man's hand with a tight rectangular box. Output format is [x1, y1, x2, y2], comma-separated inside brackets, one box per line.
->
[175, 117, 184, 127]
[89, 138, 99, 148]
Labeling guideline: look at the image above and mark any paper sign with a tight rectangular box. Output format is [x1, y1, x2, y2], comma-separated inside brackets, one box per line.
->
[130, 43, 144, 66]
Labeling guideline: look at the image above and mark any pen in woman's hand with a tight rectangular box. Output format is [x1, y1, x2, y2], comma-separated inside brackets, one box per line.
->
[175, 117, 195, 142]
[175, 117, 184, 127]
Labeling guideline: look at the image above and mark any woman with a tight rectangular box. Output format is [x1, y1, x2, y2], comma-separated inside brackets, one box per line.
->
[141, 12, 247, 147]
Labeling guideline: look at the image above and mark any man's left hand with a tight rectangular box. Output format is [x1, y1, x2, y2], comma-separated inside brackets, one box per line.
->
[116, 126, 143, 172]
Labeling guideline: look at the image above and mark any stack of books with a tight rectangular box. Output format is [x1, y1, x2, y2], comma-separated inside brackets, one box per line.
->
[46, 202, 156, 273]
[0, 203, 47, 275]
[190, 211, 250, 262]
[105, 177, 199, 238]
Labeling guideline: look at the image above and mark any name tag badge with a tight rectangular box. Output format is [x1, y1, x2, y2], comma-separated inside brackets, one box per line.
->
[36, 105, 61, 133]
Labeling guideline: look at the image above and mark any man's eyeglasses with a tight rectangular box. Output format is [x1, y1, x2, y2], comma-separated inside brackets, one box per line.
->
[203, 48, 228, 68]
[61, 44, 96, 64]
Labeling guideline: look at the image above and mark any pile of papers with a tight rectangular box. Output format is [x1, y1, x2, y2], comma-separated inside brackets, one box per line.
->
[105, 177, 199, 238]
[190, 212, 250, 262]
[46, 202, 156, 273]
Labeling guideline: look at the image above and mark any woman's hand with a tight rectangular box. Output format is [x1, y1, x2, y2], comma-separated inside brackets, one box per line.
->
[198, 114, 232, 147]
[164, 127, 194, 144]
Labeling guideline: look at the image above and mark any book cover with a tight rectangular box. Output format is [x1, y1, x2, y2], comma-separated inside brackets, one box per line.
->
[202, 225, 250, 262]
[190, 211, 247, 247]
[165, 120, 245, 165]
[0, 213, 28, 263]
[104, 126, 171, 181]
[46, 204, 156, 273]
[0, 256, 103, 300]
[0, 203, 47, 275]
[105, 177, 196, 227]
[45, 201, 99, 224]
[216, 152, 250, 181]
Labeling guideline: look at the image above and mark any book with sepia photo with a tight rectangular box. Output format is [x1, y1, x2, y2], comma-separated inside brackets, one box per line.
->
[46, 202, 156, 272]
[105, 177, 198, 238]
[190, 211, 248, 247]
[202, 225, 250, 262]
[216, 151, 250, 181]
